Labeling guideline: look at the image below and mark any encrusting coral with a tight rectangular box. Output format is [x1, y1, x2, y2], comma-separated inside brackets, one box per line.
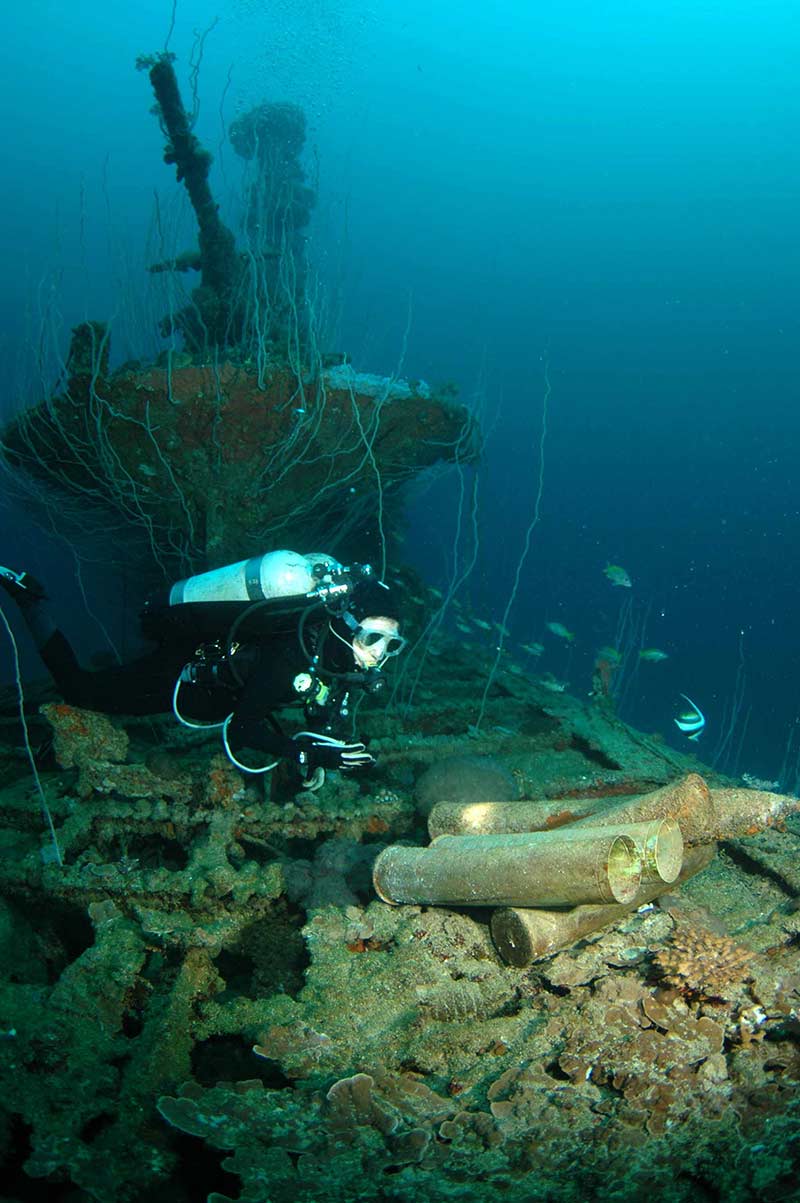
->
[1, 644, 799, 1200]
[653, 925, 754, 1001]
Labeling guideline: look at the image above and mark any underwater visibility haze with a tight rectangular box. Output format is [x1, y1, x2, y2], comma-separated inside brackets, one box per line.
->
[0, 1, 799, 1200]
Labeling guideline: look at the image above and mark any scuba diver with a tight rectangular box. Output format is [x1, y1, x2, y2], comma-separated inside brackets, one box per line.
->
[0, 550, 406, 790]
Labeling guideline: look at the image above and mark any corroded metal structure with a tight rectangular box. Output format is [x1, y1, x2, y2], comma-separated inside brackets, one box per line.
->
[2, 352, 476, 569]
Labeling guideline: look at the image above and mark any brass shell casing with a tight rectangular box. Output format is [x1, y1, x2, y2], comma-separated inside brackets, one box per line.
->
[490, 842, 715, 967]
[372, 824, 647, 909]
[428, 773, 711, 845]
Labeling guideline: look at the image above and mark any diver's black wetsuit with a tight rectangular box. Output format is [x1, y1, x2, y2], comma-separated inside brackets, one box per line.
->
[15, 592, 376, 772]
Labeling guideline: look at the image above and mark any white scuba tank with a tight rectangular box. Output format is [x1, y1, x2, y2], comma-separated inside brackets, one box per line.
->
[168, 550, 342, 605]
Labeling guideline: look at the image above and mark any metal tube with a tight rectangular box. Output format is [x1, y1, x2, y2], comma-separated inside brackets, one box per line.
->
[572, 781, 800, 845]
[373, 824, 645, 908]
[704, 787, 800, 842]
[428, 773, 713, 846]
[428, 796, 620, 839]
[628, 817, 683, 884]
[490, 843, 716, 967]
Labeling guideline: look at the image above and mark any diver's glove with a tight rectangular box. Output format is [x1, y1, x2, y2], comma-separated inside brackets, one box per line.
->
[294, 731, 376, 773]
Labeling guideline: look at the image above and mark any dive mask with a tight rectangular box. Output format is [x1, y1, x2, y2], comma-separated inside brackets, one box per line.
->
[352, 619, 406, 667]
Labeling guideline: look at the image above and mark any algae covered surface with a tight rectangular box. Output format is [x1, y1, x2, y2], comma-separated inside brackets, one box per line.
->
[1, 643, 799, 1203]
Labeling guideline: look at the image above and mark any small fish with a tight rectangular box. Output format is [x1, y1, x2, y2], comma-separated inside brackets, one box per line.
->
[455, 621, 472, 635]
[538, 673, 567, 693]
[472, 619, 492, 632]
[428, 586, 443, 600]
[674, 693, 706, 741]
[604, 563, 632, 588]
[520, 641, 544, 657]
[639, 648, 669, 662]
[546, 622, 575, 642]
[597, 645, 622, 666]
[493, 622, 511, 637]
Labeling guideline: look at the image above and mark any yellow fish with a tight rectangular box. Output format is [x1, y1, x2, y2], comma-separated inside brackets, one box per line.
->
[604, 563, 632, 588]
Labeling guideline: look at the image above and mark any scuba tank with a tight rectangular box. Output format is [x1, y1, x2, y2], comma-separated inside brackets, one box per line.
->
[142, 551, 350, 644]
[168, 550, 342, 605]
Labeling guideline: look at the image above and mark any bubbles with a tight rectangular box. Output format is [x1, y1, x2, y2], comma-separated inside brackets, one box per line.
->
[227, 0, 376, 120]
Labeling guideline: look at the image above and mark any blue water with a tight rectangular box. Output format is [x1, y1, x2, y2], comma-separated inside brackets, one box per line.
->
[1, 0, 799, 783]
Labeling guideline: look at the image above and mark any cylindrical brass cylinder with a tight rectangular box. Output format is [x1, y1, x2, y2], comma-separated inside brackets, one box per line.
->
[373, 824, 646, 908]
[490, 842, 716, 967]
[571, 774, 714, 845]
[576, 781, 800, 845]
[428, 773, 712, 846]
[704, 787, 800, 843]
[428, 796, 609, 839]
[632, 816, 683, 884]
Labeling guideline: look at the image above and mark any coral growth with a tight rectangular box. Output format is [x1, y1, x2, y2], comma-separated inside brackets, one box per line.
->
[43, 701, 129, 769]
[1, 648, 799, 1200]
[654, 925, 754, 1001]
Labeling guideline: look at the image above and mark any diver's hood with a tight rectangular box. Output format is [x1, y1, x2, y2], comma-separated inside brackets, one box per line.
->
[346, 578, 401, 623]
